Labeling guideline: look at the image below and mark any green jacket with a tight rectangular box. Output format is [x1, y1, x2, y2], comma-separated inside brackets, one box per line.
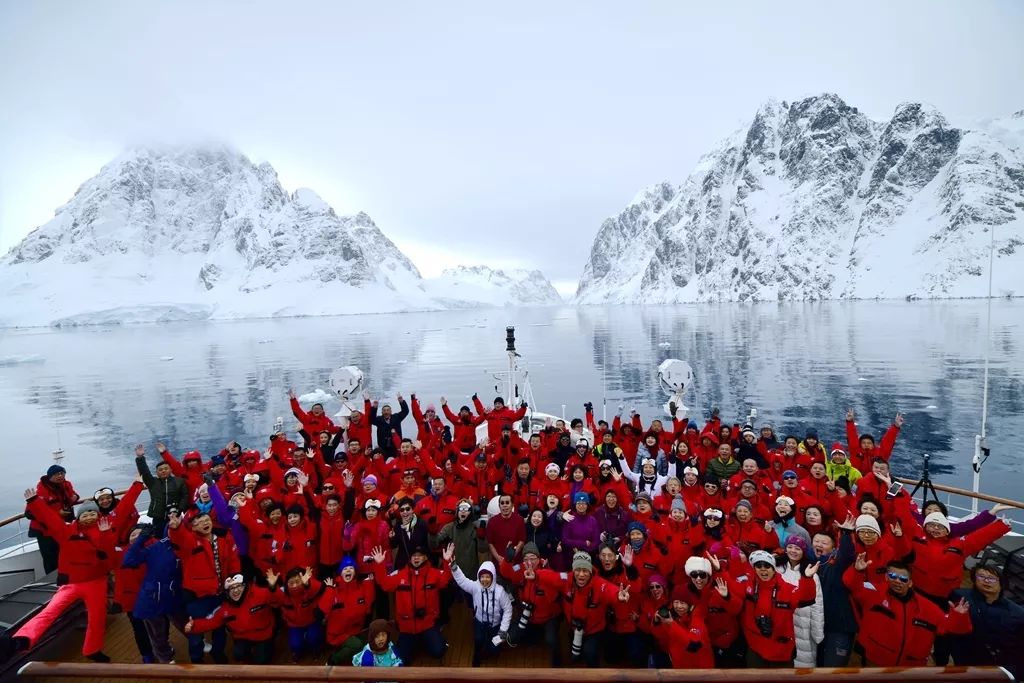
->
[136, 456, 189, 521]
[825, 461, 862, 487]
[435, 517, 481, 577]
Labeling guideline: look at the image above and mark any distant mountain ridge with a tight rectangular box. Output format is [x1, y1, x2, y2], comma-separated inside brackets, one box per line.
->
[0, 146, 562, 326]
[575, 94, 1024, 303]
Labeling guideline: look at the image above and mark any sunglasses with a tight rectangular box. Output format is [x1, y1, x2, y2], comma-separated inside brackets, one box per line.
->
[688, 571, 710, 579]
[752, 562, 774, 569]
[322, 485, 335, 490]
[783, 475, 798, 480]
[886, 572, 911, 583]
[399, 507, 413, 512]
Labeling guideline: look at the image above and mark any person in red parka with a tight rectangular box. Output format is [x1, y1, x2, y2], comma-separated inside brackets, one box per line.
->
[168, 508, 240, 663]
[845, 409, 903, 470]
[907, 511, 1011, 603]
[843, 556, 971, 665]
[321, 555, 376, 664]
[30, 464, 81, 574]
[473, 394, 528, 443]
[371, 543, 453, 663]
[268, 565, 323, 662]
[317, 493, 346, 577]
[185, 573, 275, 664]
[499, 543, 564, 665]
[651, 600, 714, 669]
[441, 397, 487, 453]
[10, 489, 116, 662]
[411, 395, 446, 451]
[741, 549, 820, 667]
[289, 388, 338, 436]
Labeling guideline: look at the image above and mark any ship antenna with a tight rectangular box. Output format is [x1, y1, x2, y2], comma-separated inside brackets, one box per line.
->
[971, 224, 997, 513]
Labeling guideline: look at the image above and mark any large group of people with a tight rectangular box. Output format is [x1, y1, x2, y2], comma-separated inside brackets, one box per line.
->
[2, 389, 1021, 674]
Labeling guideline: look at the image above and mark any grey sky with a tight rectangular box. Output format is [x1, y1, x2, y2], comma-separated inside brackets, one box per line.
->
[1, 1, 1022, 295]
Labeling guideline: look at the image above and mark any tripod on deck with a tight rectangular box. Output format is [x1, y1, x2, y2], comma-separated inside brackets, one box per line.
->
[909, 453, 940, 511]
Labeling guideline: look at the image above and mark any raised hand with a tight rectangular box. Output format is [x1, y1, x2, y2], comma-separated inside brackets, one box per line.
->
[342, 470, 355, 487]
[135, 444, 146, 457]
[396, 393, 404, 402]
[440, 396, 447, 406]
[288, 389, 296, 399]
[950, 597, 970, 614]
[156, 442, 167, 453]
[804, 561, 820, 578]
[854, 552, 870, 572]
[523, 567, 536, 580]
[370, 546, 386, 565]
[714, 577, 729, 597]
[323, 577, 335, 587]
[836, 512, 856, 531]
[167, 509, 182, 529]
[894, 413, 905, 428]
[621, 545, 634, 567]
[764, 520, 775, 533]
[617, 583, 631, 602]
[265, 568, 279, 586]
[23, 488, 34, 500]
[890, 522, 903, 537]
[705, 551, 721, 572]
[846, 408, 855, 422]
[362, 391, 370, 400]
[184, 618, 194, 634]
[561, 512, 575, 523]
[442, 543, 455, 563]
[302, 566, 314, 583]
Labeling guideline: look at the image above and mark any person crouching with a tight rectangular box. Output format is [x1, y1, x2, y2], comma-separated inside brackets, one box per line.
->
[185, 574, 275, 664]
[450, 559, 513, 666]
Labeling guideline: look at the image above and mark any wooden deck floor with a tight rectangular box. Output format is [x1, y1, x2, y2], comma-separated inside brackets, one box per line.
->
[28, 598, 556, 682]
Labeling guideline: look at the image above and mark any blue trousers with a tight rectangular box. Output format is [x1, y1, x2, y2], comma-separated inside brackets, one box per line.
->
[817, 631, 854, 667]
[288, 622, 323, 656]
[185, 595, 226, 663]
[472, 620, 499, 667]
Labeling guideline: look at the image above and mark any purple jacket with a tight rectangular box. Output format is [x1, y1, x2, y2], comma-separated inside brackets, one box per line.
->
[561, 512, 601, 556]
[911, 508, 995, 536]
[593, 504, 633, 547]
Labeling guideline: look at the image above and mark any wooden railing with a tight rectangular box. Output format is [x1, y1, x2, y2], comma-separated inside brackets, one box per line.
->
[14, 663, 1015, 682]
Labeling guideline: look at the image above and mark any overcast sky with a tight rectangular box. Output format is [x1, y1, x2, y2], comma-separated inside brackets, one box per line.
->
[1, 1, 1022, 295]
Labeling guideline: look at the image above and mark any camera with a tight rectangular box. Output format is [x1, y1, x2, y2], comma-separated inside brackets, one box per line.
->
[657, 606, 672, 620]
[755, 614, 773, 638]
[517, 503, 529, 517]
[570, 619, 585, 658]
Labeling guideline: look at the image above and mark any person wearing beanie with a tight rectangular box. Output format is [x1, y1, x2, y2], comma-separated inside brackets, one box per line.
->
[441, 397, 487, 453]
[371, 543, 453, 663]
[843, 557, 970, 666]
[561, 492, 601, 562]
[29, 463, 81, 574]
[825, 443, 862, 487]
[352, 618, 402, 668]
[496, 539, 565, 665]
[409, 395, 445, 451]
[726, 497, 780, 555]
[8, 485, 118, 663]
[529, 548, 631, 666]
[769, 436, 812, 482]
[321, 556, 376, 665]
[618, 443, 669, 497]
[776, 535, 824, 668]
[905, 508, 1012, 665]
[449, 557, 513, 666]
[348, 497, 392, 577]
[471, 392, 527, 444]
[740, 547, 819, 667]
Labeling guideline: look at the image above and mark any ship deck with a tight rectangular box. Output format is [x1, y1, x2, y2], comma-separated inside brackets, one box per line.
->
[28, 598, 557, 682]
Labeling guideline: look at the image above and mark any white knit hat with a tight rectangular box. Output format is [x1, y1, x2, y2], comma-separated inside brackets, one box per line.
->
[748, 550, 775, 566]
[923, 511, 951, 531]
[855, 514, 881, 535]
[684, 556, 713, 576]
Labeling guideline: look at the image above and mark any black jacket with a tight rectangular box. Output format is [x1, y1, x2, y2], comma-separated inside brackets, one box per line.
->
[135, 456, 188, 521]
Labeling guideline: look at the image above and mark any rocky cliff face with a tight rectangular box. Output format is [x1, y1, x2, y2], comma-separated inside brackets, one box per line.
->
[0, 146, 560, 326]
[576, 95, 1024, 302]
[429, 265, 563, 307]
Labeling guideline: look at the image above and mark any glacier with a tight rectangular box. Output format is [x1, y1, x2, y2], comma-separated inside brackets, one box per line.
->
[575, 95, 1024, 303]
[0, 146, 561, 327]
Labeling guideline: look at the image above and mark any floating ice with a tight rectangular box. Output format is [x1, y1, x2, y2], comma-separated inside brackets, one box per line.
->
[298, 389, 334, 404]
[160, 356, 174, 361]
[0, 354, 46, 366]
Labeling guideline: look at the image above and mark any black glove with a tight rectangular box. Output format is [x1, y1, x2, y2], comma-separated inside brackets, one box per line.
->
[584, 402, 593, 412]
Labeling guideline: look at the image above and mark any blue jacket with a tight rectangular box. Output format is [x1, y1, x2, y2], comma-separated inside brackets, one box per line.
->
[122, 534, 181, 619]
[815, 530, 857, 634]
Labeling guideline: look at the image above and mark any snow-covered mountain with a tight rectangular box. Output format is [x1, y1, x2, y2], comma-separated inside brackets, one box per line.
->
[576, 95, 1024, 303]
[428, 265, 562, 307]
[0, 146, 560, 326]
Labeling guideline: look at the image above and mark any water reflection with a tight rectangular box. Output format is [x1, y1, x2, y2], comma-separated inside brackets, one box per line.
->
[0, 301, 1020, 523]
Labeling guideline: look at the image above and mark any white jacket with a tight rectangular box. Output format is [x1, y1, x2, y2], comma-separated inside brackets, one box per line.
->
[451, 561, 513, 632]
[780, 564, 824, 668]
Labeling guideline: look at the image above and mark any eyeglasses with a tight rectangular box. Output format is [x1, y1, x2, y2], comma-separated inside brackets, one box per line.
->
[886, 572, 911, 584]
[977, 575, 1000, 584]
[688, 571, 710, 579]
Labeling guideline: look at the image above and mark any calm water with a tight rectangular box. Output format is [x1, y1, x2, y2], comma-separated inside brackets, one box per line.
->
[1, 301, 1022, 526]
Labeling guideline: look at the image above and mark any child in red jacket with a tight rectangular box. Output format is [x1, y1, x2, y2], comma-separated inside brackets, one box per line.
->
[269, 566, 323, 662]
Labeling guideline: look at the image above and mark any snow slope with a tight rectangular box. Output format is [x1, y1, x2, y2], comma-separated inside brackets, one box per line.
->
[0, 146, 561, 326]
[429, 265, 563, 307]
[576, 97, 1024, 303]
